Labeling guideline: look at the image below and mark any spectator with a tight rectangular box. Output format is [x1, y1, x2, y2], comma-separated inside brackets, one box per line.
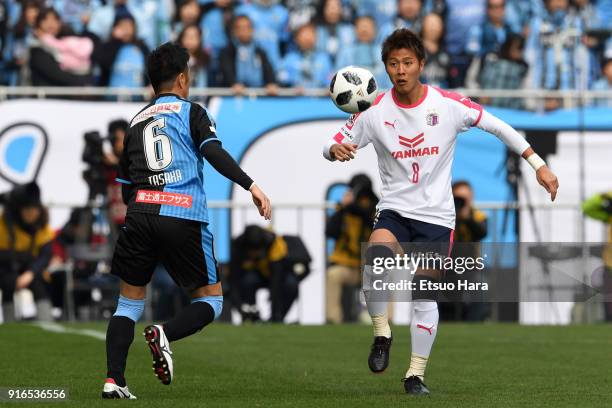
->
[219, 15, 278, 94]
[3, 0, 43, 85]
[0, 0, 8, 60]
[178, 24, 210, 89]
[325, 174, 377, 324]
[379, 0, 425, 42]
[353, 0, 397, 28]
[315, 0, 355, 65]
[92, 14, 148, 88]
[478, 33, 528, 109]
[420, 13, 449, 87]
[230, 225, 311, 323]
[50, 0, 102, 34]
[0, 182, 54, 322]
[444, 0, 486, 87]
[172, 0, 202, 40]
[279, 22, 332, 89]
[450, 180, 489, 321]
[592, 58, 612, 107]
[86, 0, 157, 49]
[526, 0, 584, 96]
[570, 0, 606, 88]
[505, 0, 544, 35]
[29, 8, 92, 86]
[596, 0, 612, 26]
[285, 0, 322, 32]
[235, 0, 290, 71]
[200, 0, 234, 61]
[466, 0, 513, 57]
[335, 16, 389, 89]
[582, 191, 612, 321]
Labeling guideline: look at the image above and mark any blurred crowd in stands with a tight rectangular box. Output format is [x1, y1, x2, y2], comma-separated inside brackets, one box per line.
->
[0, 0, 611, 107]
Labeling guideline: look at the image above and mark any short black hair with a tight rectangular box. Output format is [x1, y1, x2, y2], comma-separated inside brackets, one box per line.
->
[146, 42, 189, 94]
[381, 28, 425, 63]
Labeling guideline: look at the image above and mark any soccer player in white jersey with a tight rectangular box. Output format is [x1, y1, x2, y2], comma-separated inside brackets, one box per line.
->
[323, 29, 559, 395]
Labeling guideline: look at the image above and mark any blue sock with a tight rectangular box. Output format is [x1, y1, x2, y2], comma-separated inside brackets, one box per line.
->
[192, 296, 223, 320]
[113, 295, 145, 323]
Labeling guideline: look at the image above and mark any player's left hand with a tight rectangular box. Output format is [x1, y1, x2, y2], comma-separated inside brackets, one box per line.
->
[250, 184, 272, 220]
[536, 166, 559, 201]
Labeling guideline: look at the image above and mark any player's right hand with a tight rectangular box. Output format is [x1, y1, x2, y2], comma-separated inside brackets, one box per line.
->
[330, 143, 358, 162]
[250, 184, 272, 220]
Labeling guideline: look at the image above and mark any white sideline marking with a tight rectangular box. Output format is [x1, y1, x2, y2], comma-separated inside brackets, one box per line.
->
[32, 322, 106, 341]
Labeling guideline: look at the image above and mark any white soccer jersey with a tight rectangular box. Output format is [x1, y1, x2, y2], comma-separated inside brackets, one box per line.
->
[325, 85, 529, 230]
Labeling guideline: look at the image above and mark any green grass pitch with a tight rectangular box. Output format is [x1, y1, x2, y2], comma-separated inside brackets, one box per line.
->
[0, 322, 610, 407]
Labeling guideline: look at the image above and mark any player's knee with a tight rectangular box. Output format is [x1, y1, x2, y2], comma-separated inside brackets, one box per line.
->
[113, 295, 145, 322]
[365, 245, 394, 266]
[193, 295, 223, 320]
[411, 275, 439, 302]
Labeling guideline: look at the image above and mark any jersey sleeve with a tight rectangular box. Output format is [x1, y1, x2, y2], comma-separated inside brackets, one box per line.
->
[438, 89, 483, 132]
[323, 112, 371, 160]
[189, 102, 219, 151]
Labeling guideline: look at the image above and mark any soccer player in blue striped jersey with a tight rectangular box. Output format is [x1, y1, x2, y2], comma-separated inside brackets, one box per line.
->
[101, 42, 271, 399]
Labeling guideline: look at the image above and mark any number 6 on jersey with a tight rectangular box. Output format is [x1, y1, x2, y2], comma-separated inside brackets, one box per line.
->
[143, 117, 173, 171]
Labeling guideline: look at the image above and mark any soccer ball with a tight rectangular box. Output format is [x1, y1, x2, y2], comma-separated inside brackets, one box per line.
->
[329, 66, 378, 114]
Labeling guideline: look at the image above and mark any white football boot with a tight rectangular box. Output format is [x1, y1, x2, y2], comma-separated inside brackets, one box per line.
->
[101, 378, 137, 399]
[144, 324, 174, 385]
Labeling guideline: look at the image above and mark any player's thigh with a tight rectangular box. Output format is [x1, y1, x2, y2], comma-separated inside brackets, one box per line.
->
[111, 213, 158, 287]
[158, 217, 220, 292]
[409, 218, 453, 280]
[372, 209, 411, 245]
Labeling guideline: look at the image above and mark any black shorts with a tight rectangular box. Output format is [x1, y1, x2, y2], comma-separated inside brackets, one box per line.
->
[373, 210, 454, 256]
[111, 212, 219, 290]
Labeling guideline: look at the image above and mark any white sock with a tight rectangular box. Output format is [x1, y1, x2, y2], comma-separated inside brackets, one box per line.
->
[405, 353, 428, 380]
[370, 313, 392, 338]
[407, 300, 438, 379]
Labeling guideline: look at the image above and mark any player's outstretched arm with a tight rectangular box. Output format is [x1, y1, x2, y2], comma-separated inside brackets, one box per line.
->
[477, 111, 559, 201]
[201, 140, 271, 220]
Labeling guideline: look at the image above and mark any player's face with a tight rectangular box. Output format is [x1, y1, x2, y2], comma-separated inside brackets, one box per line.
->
[385, 48, 424, 95]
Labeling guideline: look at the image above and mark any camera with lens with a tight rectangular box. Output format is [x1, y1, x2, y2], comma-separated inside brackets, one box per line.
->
[82, 131, 108, 199]
[454, 196, 466, 213]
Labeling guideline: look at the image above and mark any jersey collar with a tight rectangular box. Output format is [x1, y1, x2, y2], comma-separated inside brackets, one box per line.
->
[155, 92, 181, 100]
[391, 84, 428, 109]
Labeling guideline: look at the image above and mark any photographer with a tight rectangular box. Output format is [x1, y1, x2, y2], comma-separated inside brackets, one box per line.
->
[325, 174, 378, 324]
[0, 182, 54, 322]
[453, 181, 488, 243]
[103, 119, 129, 228]
[449, 180, 488, 321]
[82, 119, 128, 231]
[582, 191, 612, 321]
[231, 225, 311, 323]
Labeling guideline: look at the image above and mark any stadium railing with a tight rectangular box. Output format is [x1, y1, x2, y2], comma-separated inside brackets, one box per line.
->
[0, 86, 611, 101]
